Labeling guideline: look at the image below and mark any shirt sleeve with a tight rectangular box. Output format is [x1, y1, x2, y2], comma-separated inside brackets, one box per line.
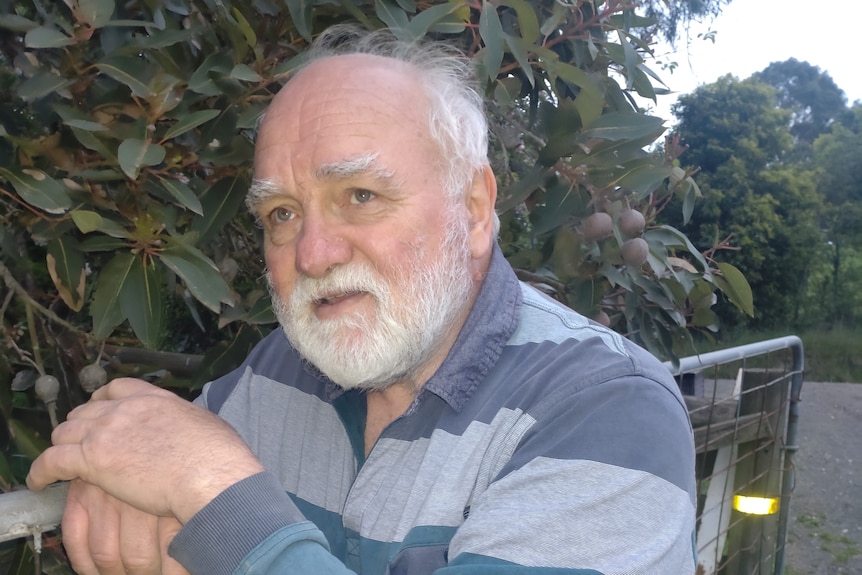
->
[440, 374, 697, 574]
[168, 471, 356, 575]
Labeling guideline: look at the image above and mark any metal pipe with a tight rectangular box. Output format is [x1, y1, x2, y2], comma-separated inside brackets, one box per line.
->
[774, 337, 804, 575]
[0, 482, 68, 543]
[663, 335, 804, 376]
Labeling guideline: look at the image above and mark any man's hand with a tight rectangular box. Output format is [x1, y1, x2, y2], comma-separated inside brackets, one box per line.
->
[62, 480, 188, 575]
[27, 378, 265, 523]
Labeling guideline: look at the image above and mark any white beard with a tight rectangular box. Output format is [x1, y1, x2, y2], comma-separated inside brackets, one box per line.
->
[268, 206, 474, 390]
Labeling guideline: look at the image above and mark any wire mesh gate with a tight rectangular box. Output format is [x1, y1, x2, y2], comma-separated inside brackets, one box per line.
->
[666, 335, 804, 575]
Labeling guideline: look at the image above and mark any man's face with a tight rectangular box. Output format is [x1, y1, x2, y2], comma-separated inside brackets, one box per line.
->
[251, 55, 479, 390]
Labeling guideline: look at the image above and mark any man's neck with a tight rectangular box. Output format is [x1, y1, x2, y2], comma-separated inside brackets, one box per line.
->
[364, 384, 417, 456]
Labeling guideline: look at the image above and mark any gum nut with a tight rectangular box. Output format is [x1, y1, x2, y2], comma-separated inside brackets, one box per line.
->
[35, 374, 60, 403]
[581, 212, 613, 242]
[618, 209, 645, 237]
[79, 363, 109, 393]
[621, 237, 649, 266]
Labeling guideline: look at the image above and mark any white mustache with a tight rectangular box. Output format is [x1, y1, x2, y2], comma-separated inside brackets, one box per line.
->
[287, 264, 393, 311]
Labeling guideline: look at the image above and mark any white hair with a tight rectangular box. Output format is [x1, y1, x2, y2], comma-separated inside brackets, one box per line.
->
[266, 24, 499, 233]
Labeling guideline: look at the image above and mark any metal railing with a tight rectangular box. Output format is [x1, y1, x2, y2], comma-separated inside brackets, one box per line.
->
[0, 336, 805, 575]
[665, 335, 804, 575]
[0, 481, 67, 544]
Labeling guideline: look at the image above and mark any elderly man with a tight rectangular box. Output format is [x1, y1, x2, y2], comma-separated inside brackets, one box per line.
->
[28, 26, 697, 575]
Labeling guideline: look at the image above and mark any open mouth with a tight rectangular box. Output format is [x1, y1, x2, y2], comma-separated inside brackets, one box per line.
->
[314, 290, 365, 306]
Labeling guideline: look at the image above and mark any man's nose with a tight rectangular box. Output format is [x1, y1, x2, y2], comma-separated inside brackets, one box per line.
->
[294, 214, 352, 278]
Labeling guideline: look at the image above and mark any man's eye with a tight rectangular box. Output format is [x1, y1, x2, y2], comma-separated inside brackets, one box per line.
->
[269, 207, 295, 224]
[351, 189, 375, 204]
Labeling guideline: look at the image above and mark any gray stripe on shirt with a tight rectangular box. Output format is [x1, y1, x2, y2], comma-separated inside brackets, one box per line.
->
[450, 456, 696, 573]
[342, 407, 536, 542]
[218, 368, 357, 513]
[513, 284, 629, 355]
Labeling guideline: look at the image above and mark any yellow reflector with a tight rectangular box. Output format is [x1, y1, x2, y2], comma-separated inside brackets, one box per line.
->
[733, 495, 779, 515]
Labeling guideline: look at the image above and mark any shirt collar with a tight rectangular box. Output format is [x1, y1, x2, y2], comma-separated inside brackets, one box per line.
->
[420, 244, 522, 411]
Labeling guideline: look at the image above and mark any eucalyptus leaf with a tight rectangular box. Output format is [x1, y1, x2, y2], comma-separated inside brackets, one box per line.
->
[162, 109, 221, 141]
[188, 52, 234, 96]
[91, 252, 136, 339]
[682, 184, 696, 226]
[246, 295, 277, 324]
[16, 72, 75, 101]
[47, 237, 86, 312]
[70, 127, 116, 159]
[71, 210, 130, 238]
[284, 0, 313, 41]
[0, 14, 38, 33]
[24, 26, 75, 48]
[64, 119, 108, 131]
[715, 262, 754, 317]
[479, 1, 504, 82]
[504, 34, 534, 87]
[580, 112, 665, 142]
[120, 256, 165, 349]
[80, 236, 129, 252]
[129, 28, 194, 49]
[157, 177, 204, 215]
[158, 246, 233, 313]
[237, 103, 266, 129]
[96, 56, 154, 97]
[118, 139, 167, 179]
[375, 0, 409, 33]
[230, 64, 262, 82]
[405, 3, 466, 40]
[498, 0, 540, 43]
[394, 0, 416, 13]
[191, 174, 250, 243]
[0, 167, 72, 214]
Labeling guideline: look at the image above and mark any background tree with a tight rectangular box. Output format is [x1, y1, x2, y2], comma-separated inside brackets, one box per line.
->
[668, 74, 820, 330]
[754, 58, 848, 160]
[807, 103, 862, 325]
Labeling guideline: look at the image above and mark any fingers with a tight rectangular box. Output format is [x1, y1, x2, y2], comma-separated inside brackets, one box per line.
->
[62, 481, 170, 575]
[159, 517, 191, 575]
[26, 444, 84, 491]
[118, 506, 161, 575]
[61, 481, 105, 575]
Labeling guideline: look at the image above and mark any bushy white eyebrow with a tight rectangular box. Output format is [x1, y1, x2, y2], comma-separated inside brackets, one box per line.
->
[315, 152, 396, 183]
[246, 178, 283, 216]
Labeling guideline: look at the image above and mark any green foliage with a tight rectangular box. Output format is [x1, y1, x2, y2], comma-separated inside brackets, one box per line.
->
[669, 74, 822, 330]
[0, 0, 748, 480]
[755, 58, 848, 155]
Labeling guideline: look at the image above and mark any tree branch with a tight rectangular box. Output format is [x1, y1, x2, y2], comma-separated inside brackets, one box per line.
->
[0, 259, 90, 339]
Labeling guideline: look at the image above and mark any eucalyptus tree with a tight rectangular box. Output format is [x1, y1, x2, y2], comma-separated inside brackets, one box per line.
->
[0, 1, 750, 522]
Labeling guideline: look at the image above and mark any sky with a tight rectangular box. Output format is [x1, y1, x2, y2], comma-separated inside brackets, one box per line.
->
[647, 0, 862, 124]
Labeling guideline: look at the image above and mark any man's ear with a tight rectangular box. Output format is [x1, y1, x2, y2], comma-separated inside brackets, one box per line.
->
[465, 164, 498, 260]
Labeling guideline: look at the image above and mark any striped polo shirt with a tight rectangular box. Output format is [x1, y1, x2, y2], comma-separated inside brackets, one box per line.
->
[170, 246, 697, 575]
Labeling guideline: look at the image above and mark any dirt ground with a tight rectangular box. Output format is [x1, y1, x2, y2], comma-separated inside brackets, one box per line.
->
[783, 381, 862, 574]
